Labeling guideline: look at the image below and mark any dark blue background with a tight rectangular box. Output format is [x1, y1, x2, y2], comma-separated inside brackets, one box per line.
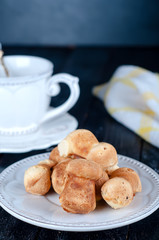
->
[1, 0, 159, 46]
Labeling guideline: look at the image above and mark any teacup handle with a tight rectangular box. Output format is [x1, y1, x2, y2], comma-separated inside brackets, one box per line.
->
[41, 73, 80, 124]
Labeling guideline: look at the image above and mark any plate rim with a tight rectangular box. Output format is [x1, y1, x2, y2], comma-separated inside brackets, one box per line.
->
[0, 153, 159, 232]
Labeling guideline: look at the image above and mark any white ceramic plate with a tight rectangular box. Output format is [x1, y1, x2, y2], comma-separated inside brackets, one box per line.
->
[0, 153, 159, 232]
[0, 112, 78, 153]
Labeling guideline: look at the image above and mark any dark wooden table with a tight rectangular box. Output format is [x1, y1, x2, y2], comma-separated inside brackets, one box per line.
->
[0, 46, 159, 240]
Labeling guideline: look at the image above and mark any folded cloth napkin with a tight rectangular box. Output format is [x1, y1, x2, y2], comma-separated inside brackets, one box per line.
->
[93, 65, 159, 148]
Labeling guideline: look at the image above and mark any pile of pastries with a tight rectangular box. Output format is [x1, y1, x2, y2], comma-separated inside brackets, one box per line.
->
[24, 129, 142, 214]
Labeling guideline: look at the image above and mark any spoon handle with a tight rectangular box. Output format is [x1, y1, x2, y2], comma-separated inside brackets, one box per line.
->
[0, 49, 9, 77]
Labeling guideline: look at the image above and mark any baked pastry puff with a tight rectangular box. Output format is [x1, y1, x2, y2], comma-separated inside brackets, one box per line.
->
[59, 175, 96, 214]
[110, 167, 142, 195]
[95, 171, 109, 201]
[24, 159, 56, 195]
[49, 146, 68, 163]
[58, 158, 103, 213]
[87, 142, 119, 175]
[58, 129, 99, 158]
[51, 158, 71, 194]
[101, 177, 133, 209]
[66, 158, 103, 181]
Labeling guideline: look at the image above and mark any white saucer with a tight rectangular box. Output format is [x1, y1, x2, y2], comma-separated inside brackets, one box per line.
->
[0, 113, 78, 153]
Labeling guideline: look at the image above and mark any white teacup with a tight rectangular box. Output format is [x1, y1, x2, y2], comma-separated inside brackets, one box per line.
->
[0, 55, 80, 135]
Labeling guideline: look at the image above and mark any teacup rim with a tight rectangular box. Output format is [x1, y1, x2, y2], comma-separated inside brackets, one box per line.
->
[0, 55, 54, 84]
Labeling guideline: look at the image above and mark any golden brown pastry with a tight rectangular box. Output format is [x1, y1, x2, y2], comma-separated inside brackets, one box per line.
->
[110, 167, 142, 195]
[87, 142, 119, 174]
[58, 129, 99, 158]
[24, 128, 142, 214]
[49, 146, 68, 163]
[59, 175, 96, 214]
[38, 159, 57, 168]
[51, 159, 71, 194]
[95, 171, 109, 201]
[66, 158, 103, 181]
[24, 159, 56, 195]
[49, 146, 83, 164]
[101, 177, 133, 209]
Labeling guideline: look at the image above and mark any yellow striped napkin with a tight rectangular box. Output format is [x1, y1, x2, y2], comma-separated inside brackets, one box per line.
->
[93, 65, 159, 148]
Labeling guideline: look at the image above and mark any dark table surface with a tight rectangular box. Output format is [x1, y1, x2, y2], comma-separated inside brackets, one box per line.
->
[0, 46, 159, 240]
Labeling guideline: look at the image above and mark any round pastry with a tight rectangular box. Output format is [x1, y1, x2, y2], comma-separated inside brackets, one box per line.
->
[101, 177, 133, 209]
[24, 159, 56, 195]
[49, 146, 68, 163]
[95, 171, 109, 201]
[59, 175, 96, 214]
[58, 129, 99, 158]
[66, 158, 103, 181]
[51, 158, 71, 194]
[110, 167, 142, 194]
[38, 159, 57, 168]
[24, 164, 51, 195]
[87, 142, 119, 174]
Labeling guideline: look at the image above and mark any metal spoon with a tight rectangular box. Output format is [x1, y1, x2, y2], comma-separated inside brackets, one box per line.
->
[0, 43, 9, 77]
